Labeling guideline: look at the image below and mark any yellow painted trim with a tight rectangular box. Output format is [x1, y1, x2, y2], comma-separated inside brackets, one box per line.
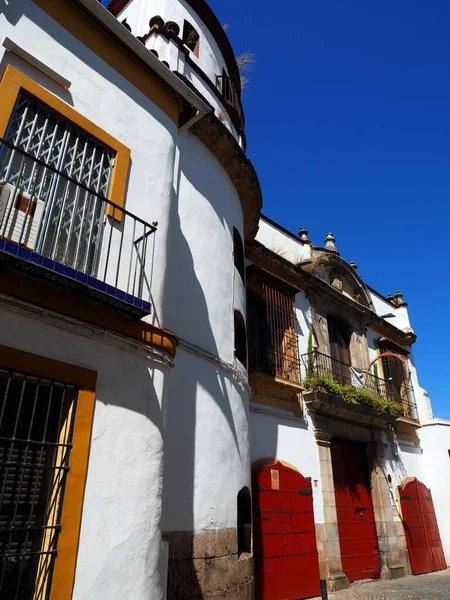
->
[0, 65, 130, 219]
[0, 271, 179, 359]
[0, 345, 96, 600]
[33, 0, 179, 125]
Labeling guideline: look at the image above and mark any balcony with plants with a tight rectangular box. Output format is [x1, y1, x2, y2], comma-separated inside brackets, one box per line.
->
[0, 135, 156, 318]
[301, 349, 419, 425]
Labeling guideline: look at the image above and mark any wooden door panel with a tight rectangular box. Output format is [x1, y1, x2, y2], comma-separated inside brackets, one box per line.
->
[332, 439, 380, 583]
[253, 462, 321, 600]
[400, 479, 446, 575]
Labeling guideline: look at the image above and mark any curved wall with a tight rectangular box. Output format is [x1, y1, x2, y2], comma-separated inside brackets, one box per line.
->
[1, 0, 255, 597]
[116, 0, 244, 143]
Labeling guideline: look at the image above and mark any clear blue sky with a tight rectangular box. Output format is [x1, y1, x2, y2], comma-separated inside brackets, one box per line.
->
[208, 0, 450, 418]
[106, 1, 450, 417]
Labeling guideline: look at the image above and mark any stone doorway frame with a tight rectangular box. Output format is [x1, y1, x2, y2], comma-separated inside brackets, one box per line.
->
[313, 417, 405, 591]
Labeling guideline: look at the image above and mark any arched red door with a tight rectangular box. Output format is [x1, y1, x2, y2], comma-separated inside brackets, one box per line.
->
[399, 478, 446, 575]
[252, 461, 321, 600]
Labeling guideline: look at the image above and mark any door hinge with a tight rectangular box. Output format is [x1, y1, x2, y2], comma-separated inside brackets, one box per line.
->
[300, 488, 312, 496]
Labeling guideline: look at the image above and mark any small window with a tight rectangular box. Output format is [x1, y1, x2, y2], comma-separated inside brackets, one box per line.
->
[234, 310, 247, 367]
[233, 227, 245, 283]
[237, 487, 251, 556]
[182, 20, 200, 56]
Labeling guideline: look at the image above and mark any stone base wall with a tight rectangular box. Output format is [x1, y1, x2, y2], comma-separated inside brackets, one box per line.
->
[396, 520, 412, 576]
[165, 529, 253, 600]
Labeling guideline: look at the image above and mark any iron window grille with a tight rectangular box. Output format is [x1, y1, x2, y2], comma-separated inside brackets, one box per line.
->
[0, 93, 157, 310]
[1, 93, 113, 272]
[0, 366, 79, 600]
[247, 278, 301, 384]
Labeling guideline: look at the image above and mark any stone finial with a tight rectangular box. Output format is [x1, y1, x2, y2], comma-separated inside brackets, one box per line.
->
[298, 227, 311, 244]
[324, 232, 338, 253]
[150, 15, 165, 29]
[349, 261, 358, 270]
[121, 18, 132, 32]
[395, 290, 406, 306]
[387, 293, 395, 305]
[165, 21, 181, 36]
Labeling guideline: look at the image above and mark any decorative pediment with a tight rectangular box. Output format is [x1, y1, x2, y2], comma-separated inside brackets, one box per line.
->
[303, 250, 374, 310]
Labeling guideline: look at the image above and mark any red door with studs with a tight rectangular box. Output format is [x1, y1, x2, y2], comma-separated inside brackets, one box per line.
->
[399, 478, 446, 575]
[331, 439, 380, 582]
[252, 461, 321, 600]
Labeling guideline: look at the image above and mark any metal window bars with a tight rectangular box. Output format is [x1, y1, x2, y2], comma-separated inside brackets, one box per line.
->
[0, 93, 156, 309]
[302, 350, 419, 421]
[0, 367, 79, 600]
[248, 284, 301, 384]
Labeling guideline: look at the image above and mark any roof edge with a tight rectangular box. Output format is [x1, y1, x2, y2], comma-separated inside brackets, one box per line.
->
[107, 0, 241, 91]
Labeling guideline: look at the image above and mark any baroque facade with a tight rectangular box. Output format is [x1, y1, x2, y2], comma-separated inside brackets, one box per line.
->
[0, 1, 448, 600]
[247, 217, 450, 598]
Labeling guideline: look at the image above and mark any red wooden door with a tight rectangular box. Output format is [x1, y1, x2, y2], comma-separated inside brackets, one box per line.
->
[400, 478, 446, 575]
[331, 439, 380, 582]
[252, 462, 321, 600]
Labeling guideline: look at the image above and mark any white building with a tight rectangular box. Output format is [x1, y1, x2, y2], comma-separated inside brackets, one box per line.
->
[0, 1, 449, 600]
[247, 216, 450, 597]
[0, 0, 260, 598]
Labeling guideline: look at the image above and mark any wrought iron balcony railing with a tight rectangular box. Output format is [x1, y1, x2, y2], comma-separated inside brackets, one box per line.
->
[302, 350, 418, 421]
[249, 337, 301, 385]
[0, 136, 156, 315]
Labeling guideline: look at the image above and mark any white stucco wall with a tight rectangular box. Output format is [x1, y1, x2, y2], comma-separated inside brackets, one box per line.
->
[255, 218, 310, 265]
[162, 348, 250, 532]
[120, 0, 239, 140]
[1, 1, 251, 596]
[0, 301, 169, 600]
[1, 1, 246, 352]
[369, 290, 412, 332]
[420, 421, 450, 563]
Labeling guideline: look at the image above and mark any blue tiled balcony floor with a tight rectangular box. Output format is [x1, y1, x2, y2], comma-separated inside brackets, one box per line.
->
[0, 238, 151, 317]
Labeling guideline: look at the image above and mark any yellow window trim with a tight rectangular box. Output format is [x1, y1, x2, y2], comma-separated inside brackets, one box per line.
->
[0, 344, 97, 600]
[0, 64, 130, 220]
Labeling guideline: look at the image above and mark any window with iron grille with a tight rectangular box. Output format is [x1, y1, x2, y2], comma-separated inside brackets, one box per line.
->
[247, 272, 300, 384]
[0, 367, 78, 600]
[0, 92, 114, 275]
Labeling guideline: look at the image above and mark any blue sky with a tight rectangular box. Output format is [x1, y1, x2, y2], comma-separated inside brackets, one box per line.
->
[206, 0, 450, 417]
[106, 1, 450, 417]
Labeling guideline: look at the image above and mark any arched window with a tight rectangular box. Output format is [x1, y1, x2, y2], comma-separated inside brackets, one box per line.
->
[234, 310, 247, 367]
[233, 227, 245, 283]
[237, 487, 251, 556]
[182, 20, 200, 56]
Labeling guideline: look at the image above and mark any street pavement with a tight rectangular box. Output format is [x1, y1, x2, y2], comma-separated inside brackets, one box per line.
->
[321, 569, 450, 600]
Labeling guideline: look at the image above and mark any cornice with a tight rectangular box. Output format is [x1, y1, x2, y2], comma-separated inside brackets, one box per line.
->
[248, 241, 417, 346]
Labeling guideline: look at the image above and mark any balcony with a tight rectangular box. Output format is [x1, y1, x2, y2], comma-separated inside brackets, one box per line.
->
[302, 350, 419, 425]
[248, 335, 303, 411]
[0, 137, 155, 317]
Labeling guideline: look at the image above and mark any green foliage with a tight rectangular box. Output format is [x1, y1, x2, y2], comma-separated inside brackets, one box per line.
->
[303, 374, 403, 416]
[306, 328, 315, 378]
[373, 362, 379, 379]
[372, 362, 381, 394]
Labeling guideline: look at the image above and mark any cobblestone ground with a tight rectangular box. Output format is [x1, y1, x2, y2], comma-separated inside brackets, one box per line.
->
[320, 569, 450, 600]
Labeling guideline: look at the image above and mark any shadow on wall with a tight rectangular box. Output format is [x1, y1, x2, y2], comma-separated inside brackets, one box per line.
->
[160, 140, 247, 599]
[2, 0, 22, 25]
